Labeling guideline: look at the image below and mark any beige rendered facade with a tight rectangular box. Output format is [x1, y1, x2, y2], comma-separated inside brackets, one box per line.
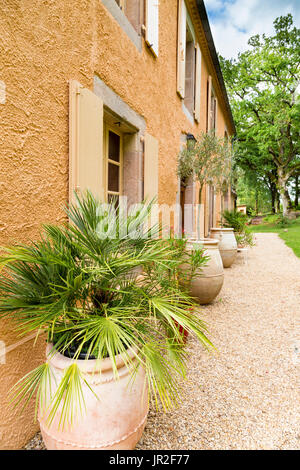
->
[0, 0, 235, 448]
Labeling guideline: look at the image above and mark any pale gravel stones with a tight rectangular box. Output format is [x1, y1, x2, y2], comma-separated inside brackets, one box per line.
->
[137, 233, 300, 450]
[25, 234, 300, 450]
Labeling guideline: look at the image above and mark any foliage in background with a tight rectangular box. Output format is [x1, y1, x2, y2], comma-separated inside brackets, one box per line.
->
[222, 209, 254, 247]
[235, 168, 274, 215]
[0, 192, 213, 430]
[220, 14, 300, 216]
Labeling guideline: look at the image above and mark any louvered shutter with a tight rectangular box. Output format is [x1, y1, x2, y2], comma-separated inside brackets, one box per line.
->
[207, 75, 212, 131]
[194, 43, 202, 122]
[144, 132, 159, 201]
[214, 96, 218, 133]
[69, 80, 104, 205]
[145, 0, 159, 57]
[177, 0, 187, 98]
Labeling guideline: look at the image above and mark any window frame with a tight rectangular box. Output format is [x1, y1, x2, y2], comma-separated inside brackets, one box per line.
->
[183, 20, 196, 116]
[104, 123, 124, 202]
[114, 0, 145, 36]
[210, 86, 217, 133]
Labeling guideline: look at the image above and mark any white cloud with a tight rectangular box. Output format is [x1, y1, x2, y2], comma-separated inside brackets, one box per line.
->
[204, 0, 300, 58]
[204, 0, 224, 10]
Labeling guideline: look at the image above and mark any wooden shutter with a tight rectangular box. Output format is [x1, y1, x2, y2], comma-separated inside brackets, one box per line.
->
[145, 0, 159, 57]
[194, 43, 201, 122]
[207, 75, 212, 131]
[69, 80, 104, 205]
[177, 0, 187, 98]
[214, 96, 218, 133]
[144, 132, 159, 201]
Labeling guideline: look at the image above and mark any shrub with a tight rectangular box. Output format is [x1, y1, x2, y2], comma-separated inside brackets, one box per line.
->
[276, 214, 291, 227]
[222, 209, 248, 233]
[235, 230, 254, 248]
[222, 209, 254, 247]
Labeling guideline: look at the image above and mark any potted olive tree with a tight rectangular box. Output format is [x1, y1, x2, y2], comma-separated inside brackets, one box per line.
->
[177, 131, 233, 239]
[222, 209, 254, 248]
[177, 131, 235, 288]
[0, 193, 212, 450]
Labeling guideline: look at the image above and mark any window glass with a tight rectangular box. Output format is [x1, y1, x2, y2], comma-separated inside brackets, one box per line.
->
[108, 162, 120, 193]
[108, 131, 120, 162]
[184, 24, 195, 115]
[115, 0, 144, 34]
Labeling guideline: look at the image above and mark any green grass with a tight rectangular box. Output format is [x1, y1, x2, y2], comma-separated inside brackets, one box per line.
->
[248, 215, 300, 258]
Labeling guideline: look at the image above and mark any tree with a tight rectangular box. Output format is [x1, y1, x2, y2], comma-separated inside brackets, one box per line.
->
[177, 131, 233, 236]
[290, 172, 300, 208]
[235, 168, 273, 215]
[220, 14, 300, 216]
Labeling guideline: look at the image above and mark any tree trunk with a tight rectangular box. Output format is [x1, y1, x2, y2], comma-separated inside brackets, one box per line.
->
[270, 182, 277, 214]
[197, 185, 204, 239]
[271, 192, 275, 214]
[285, 189, 293, 210]
[276, 195, 280, 213]
[295, 175, 299, 208]
[255, 187, 259, 215]
[278, 169, 289, 216]
[281, 192, 289, 216]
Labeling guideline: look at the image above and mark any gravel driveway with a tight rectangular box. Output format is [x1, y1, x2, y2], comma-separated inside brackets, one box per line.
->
[25, 233, 300, 450]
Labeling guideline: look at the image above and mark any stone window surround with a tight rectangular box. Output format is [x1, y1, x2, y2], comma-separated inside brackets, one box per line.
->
[102, 0, 142, 51]
[94, 75, 146, 207]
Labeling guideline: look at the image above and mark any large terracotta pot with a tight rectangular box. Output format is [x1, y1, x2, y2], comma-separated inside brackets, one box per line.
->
[39, 344, 148, 450]
[210, 228, 237, 268]
[186, 238, 224, 304]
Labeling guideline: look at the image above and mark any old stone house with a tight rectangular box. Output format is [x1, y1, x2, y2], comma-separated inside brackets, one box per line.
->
[0, 0, 235, 448]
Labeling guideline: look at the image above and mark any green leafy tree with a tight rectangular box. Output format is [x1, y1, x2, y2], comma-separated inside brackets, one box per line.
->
[220, 14, 300, 216]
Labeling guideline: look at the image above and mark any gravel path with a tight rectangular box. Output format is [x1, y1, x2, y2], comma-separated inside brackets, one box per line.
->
[25, 233, 300, 450]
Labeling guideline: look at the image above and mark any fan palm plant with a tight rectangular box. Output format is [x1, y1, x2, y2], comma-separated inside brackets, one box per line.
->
[0, 192, 213, 432]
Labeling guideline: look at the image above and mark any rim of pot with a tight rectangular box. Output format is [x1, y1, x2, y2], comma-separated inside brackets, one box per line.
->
[46, 343, 138, 373]
[210, 227, 234, 232]
[187, 238, 219, 246]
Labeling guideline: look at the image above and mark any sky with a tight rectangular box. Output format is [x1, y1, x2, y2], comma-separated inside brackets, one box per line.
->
[204, 0, 300, 59]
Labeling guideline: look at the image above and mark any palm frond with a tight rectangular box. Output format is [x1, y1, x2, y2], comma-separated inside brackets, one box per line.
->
[0, 191, 214, 427]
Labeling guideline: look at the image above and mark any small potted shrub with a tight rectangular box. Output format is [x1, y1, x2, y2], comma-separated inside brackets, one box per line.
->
[222, 209, 254, 249]
[0, 193, 212, 450]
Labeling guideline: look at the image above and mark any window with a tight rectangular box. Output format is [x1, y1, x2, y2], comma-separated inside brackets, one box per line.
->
[115, 0, 145, 35]
[210, 88, 217, 133]
[104, 126, 123, 203]
[207, 76, 217, 133]
[184, 23, 195, 115]
[177, 1, 201, 120]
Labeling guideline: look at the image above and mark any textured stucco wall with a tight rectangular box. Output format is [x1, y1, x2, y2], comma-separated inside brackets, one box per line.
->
[0, 0, 234, 448]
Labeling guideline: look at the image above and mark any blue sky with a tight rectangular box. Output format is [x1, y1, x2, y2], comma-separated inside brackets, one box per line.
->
[204, 0, 300, 58]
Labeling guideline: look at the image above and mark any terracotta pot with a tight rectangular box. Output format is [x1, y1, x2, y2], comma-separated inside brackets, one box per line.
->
[39, 344, 148, 450]
[210, 228, 237, 268]
[185, 238, 224, 304]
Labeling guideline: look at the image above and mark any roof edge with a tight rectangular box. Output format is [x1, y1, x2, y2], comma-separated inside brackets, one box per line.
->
[196, 0, 236, 134]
